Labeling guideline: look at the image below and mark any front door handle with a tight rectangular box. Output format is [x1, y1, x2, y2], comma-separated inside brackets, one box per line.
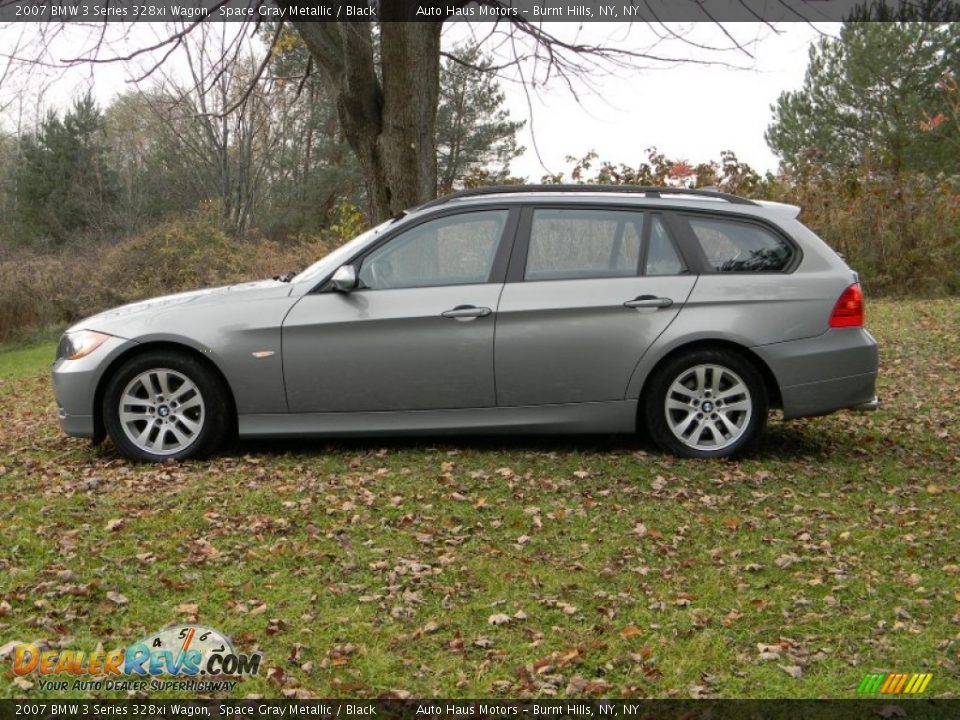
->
[624, 295, 673, 309]
[441, 305, 492, 320]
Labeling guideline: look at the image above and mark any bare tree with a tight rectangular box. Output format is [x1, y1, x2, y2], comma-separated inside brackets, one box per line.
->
[1, 4, 783, 221]
[124, 24, 285, 232]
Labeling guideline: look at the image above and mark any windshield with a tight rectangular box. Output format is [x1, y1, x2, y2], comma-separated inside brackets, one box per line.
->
[291, 219, 394, 285]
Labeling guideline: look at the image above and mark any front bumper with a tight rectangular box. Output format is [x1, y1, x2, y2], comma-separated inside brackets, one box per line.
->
[52, 335, 136, 438]
[753, 328, 879, 420]
[57, 407, 96, 438]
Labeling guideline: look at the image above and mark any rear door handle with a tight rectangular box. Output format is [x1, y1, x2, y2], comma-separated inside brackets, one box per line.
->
[624, 295, 673, 309]
[441, 305, 492, 320]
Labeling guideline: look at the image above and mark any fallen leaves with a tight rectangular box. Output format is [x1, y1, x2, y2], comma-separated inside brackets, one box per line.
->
[105, 591, 129, 606]
[779, 664, 804, 679]
[266, 618, 287, 636]
[0, 640, 22, 660]
[757, 643, 782, 661]
[620, 624, 643, 639]
[2, 300, 960, 698]
[774, 553, 802, 569]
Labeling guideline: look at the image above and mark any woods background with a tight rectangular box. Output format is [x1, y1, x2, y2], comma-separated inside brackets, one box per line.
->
[1, 20, 959, 343]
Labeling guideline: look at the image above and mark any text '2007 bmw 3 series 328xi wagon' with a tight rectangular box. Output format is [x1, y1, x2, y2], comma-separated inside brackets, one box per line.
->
[53, 186, 879, 462]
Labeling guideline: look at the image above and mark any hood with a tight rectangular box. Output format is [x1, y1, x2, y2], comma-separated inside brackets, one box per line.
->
[67, 279, 293, 336]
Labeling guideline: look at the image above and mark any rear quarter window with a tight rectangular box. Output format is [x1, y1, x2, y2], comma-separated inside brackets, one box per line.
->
[686, 216, 795, 273]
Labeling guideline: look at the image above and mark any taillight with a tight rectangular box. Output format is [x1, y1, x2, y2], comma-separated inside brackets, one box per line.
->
[829, 283, 864, 328]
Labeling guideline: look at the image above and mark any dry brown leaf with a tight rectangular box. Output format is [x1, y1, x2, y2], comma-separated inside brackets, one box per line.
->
[0, 640, 23, 660]
[620, 624, 643, 639]
[779, 664, 804, 679]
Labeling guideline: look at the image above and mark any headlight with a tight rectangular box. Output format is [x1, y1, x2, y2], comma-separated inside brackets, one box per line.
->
[57, 330, 110, 360]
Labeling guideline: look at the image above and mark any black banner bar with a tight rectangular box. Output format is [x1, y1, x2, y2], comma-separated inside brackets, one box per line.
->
[0, 700, 958, 720]
[1, 0, 960, 23]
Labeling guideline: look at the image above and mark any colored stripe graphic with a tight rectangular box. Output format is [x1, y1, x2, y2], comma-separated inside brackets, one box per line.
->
[879, 674, 898, 693]
[857, 672, 931, 695]
[856, 673, 885, 693]
[893, 674, 909, 693]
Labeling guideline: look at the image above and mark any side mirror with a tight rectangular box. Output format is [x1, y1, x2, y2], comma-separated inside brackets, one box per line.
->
[331, 264, 358, 292]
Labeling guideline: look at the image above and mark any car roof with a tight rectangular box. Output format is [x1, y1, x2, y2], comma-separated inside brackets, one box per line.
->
[407, 186, 801, 222]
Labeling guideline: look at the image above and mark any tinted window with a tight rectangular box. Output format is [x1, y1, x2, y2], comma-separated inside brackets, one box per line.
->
[688, 216, 793, 272]
[525, 209, 642, 281]
[646, 216, 686, 276]
[358, 210, 507, 289]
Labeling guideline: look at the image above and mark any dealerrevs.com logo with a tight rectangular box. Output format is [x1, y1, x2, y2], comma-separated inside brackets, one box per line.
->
[12, 625, 262, 693]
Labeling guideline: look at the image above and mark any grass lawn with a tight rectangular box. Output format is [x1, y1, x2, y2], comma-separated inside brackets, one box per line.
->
[0, 299, 957, 700]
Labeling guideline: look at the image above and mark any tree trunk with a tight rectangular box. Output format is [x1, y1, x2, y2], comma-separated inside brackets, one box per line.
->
[290, 20, 441, 223]
[379, 22, 442, 214]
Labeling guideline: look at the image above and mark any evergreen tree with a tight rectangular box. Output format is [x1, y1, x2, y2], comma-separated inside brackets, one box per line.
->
[766, 22, 960, 175]
[15, 93, 117, 244]
[436, 45, 525, 194]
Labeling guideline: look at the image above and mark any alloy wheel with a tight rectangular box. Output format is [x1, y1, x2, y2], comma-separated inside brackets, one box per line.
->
[118, 368, 206, 456]
[664, 363, 753, 452]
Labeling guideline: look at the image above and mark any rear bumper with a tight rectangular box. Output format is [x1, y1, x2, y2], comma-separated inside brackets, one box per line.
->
[851, 396, 880, 412]
[753, 328, 879, 420]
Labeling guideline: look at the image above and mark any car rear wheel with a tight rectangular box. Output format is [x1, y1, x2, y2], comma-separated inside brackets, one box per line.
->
[644, 348, 768, 458]
[103, 351, 230, 462]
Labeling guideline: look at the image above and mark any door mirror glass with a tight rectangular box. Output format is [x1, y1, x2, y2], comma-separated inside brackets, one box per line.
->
[331, 264, 358, 292]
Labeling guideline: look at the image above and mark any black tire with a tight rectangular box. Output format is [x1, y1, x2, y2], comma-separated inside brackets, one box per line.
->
[103, 351, 231, 462]
[643, 348, 768, 459]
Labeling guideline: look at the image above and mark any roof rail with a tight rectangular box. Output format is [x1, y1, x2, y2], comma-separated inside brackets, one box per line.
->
[417, 184, 759, 209]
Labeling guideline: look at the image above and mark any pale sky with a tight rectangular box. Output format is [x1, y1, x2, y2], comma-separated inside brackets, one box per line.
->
[483, 22, 836, 179]
[0, 21, 836, 178]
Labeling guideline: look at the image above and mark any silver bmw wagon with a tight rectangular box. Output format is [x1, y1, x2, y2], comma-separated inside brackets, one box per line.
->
[52, 186, 879, 462]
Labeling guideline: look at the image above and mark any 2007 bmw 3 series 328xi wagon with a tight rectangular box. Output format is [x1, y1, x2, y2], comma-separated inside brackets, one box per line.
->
[52, 186, 879, 462]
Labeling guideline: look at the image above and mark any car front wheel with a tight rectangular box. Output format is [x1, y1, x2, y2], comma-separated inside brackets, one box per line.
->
[645, 349, 768, 458]
[103, 352, 229, 462]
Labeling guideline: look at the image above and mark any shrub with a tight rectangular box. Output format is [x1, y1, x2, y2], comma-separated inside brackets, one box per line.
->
[766, 168, 960, 295]
[0, 207, 338, 342]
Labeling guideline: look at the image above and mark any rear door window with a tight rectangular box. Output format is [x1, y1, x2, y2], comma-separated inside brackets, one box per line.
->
[524, 208, 643, 281]
[645, 216, 686, 276]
